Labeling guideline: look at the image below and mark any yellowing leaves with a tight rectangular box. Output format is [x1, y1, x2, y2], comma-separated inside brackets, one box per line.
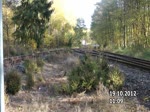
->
[52, 0, 76, 26]
[28, 39, 37, 50]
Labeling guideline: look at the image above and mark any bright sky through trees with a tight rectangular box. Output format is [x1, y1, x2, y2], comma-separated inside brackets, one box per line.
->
[53, 0, 101, 28]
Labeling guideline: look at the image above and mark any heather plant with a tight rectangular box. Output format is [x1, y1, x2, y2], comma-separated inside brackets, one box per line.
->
[24, 59, 38, 73]
[24, 59, 44, 89]
[26, 73, 35, 89]
[99, 58, 109, 86]
[66, 55, 109, 94]
[5, 70, 21, 95]
[36, 58, 45, 68]
[107, 67, 125, 90]
[63, 55, 124, 94]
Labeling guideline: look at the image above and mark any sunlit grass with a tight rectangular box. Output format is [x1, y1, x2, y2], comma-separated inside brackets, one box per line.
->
[113, 47, 150, 60]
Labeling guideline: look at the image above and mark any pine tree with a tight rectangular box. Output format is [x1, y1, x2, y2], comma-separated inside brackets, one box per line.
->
[12, 0, 54, 48]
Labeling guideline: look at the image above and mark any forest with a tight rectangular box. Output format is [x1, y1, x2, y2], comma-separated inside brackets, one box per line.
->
[2, 0, 87, 57]
[91, 0, 150, 59]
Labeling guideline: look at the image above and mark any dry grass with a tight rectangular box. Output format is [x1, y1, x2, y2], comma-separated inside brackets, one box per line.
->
[6, 82, 149, 112]
[5, 52, 150, 112]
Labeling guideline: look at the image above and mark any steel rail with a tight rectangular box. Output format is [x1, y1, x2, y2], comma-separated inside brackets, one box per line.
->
[72, 49, 150, 71]
[3, 48, 150, 71]
[3, 48, 70, 67]
[99, 51, 150, 65]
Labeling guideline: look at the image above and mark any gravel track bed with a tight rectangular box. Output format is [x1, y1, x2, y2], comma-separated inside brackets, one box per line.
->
[110, 61, 150, 109]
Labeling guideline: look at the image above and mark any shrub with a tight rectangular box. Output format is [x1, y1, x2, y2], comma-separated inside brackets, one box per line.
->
[67, 55, 109, 94]
[36, 58, 44, 68]
[23, 59, 39, 73]
[9, 47, 17, 56]
[59, 83, 71, 94]
[107, 67, 125, 90]
[63, 55, 124, 94]
[5, 71, 21, 95]
[24, 59, 44, 87]
[99, 58, 109, 85]
[26, 73, 35, 89]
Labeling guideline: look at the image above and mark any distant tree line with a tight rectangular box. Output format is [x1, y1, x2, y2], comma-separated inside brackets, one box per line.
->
[91, 0, 150, 49]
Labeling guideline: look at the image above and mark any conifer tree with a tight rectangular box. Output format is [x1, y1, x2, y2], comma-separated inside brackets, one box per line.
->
[12, 0, 54, 48]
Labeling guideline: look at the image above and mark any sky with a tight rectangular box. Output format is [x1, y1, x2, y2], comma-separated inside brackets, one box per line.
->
[53, 0, 101, 28]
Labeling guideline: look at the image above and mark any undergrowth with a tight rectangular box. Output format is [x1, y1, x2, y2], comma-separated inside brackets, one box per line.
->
[23, 59, 44, 89]
[113, 46, 150, 60]
[60, 55, 125, 94]
[5, 70, 21, 95]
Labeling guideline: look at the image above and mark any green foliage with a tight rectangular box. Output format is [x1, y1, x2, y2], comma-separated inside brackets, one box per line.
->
[107, 67, 125, 90]
[99, 58, 109, 85]
[5, 70, 21, 95]
[91, 0, 150, 49]
[6, 45, 31, 57]
[61, 55, 125, 95]
[24, 59, 44, 73]
[9, 46, 17, 56]
[67, 36, 73, 47]
[2, 5, 14, 42]
[57, 83, 71, 95]
[24, 59, 45, 89]
[24, 59, 39, 73]
[73, 18, 87, 46]
[26, 73, 35, 89]
[114, 47, 150, 60]
[36, 58, 45, 68]
[47, 14, 74, 48]
[12, 0, 54, 48]
[66, 55, 109, 94]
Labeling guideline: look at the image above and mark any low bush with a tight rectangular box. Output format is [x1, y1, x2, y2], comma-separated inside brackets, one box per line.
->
[66, 55, 109, 94]
[24, 59, 45, 89]
[26, 73, 35, 89]
[58, 83, 71, 94]
[99, 58, 109, 86]
[23, 59, 39, 73]
[107, 67, 125, 90]
[63, 55, 124, 95]
[36, 58, 44, 68]
[9, 47, 17, 56]
[5, 70, 21, 95]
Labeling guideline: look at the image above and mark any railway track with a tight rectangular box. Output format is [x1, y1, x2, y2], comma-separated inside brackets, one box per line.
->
[3, 48, 150, 110]
[4, 48, 67, 67]
[3, 48, 150, 71]
[72, 49, 150, 71]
